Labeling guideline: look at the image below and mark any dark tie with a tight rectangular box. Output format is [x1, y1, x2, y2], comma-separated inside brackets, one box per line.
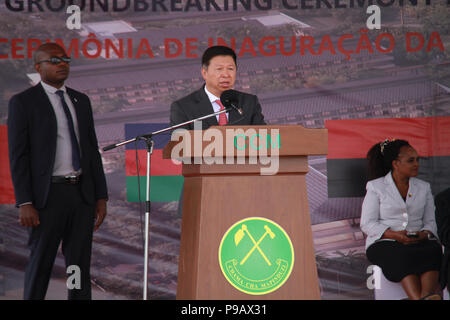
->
[55, 90, 81, 171]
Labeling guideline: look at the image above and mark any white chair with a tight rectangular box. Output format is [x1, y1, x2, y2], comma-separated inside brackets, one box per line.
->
[373, 265, 449, 300]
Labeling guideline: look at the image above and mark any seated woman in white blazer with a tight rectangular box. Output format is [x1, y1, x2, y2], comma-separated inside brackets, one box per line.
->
[360, 139, 442, 300]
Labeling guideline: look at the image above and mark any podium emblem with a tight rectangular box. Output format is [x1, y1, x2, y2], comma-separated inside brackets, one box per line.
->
[218, 217, 294, 295]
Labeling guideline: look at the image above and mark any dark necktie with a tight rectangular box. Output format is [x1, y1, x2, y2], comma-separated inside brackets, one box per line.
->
[55, 90, 81, 171]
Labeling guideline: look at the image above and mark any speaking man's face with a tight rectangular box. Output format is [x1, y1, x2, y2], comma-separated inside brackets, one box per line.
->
[202, 55, 236, 97]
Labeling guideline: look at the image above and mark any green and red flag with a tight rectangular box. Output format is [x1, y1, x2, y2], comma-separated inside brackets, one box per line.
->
[0, 125, 15, 204]
[125, 123, 183, 202]
[326, 117, 450, 198]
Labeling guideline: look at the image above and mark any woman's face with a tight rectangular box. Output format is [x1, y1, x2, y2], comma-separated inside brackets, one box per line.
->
[392, 146, 420, 178]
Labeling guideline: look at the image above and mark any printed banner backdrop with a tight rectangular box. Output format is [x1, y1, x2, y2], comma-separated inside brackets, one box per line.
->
[0, 1, 449, 300]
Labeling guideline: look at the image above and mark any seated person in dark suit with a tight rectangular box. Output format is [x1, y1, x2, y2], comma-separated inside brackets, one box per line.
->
[170, 45, 266, 129]
[435, 187, 450, 295]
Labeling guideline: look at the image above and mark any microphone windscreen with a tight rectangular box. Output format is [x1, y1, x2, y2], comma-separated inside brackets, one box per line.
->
[103, 144, 116, 151]
[220, 89, 238, 107]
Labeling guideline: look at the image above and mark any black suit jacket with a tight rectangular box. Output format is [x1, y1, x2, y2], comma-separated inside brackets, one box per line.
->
[170, 86, 266, 130]
[7, 83, 108, 209]
[435, 187, 450, 290]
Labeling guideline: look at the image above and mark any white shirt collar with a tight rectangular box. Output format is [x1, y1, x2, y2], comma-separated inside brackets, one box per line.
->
[41, 81, 67, 95]
[204, 85, 220, 103]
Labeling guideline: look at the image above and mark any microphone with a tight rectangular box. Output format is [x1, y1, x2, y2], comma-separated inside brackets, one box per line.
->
[220, 90, 244, 116]
[103, 143, 117, 151]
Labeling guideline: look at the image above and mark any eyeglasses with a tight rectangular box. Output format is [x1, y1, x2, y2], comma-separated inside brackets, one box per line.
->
[37, 56, 71, 65]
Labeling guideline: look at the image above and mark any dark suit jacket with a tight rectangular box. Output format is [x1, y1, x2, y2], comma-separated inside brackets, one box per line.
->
[170, 86, 266, 130]
[7, 83, 108, 210]
[435, 187, 450, 290]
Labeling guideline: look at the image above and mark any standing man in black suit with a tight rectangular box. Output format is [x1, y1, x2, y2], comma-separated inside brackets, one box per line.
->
[435, 188, 450, 295]
[170, 45, 266, 129]
[7, 43, 108, 300]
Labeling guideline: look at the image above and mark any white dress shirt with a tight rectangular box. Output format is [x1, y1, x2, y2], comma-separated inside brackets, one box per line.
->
[41, 81, 81, 176]
[360, 171, 438, 250]
[204, 86, 229, 123]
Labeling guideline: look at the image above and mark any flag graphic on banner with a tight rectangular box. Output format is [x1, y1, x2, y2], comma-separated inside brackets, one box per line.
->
[326, 117, 450, 198]
[0, 125, 15, 204]
[125, 123, 183, 202]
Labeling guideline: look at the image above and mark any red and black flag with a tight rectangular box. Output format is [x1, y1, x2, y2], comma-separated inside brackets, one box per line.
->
[326, 117, 450, 198]
[0, 125, 15, 204]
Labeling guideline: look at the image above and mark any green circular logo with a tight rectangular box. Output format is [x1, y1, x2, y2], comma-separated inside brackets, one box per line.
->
[218, 217, 294, 295]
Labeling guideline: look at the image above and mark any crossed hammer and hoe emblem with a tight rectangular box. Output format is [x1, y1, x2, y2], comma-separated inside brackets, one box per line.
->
[234, 224, 276, 266]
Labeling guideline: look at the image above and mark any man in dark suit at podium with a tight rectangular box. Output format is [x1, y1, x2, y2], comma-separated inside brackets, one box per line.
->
[170, 45, 266, 129]
[170, 46, 266, 216]
[7, 43, 108, 300]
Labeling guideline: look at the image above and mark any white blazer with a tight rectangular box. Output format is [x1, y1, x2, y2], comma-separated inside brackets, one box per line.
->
[360, 172, 438, 250]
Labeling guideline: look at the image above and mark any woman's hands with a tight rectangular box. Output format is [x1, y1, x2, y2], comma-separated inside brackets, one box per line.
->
[381, 229, 429, 245]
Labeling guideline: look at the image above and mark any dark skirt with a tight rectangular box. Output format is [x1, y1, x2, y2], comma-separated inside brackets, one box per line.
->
[366, 240, 442, 283]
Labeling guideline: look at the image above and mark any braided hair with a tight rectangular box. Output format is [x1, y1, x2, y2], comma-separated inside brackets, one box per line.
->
[367, 139, 411, 181]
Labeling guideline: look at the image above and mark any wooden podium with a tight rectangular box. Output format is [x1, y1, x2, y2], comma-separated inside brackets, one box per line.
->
[163, 125, 327, 299]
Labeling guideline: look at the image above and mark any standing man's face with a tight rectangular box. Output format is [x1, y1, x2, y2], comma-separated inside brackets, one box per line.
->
[34, 45, 70, 88]
[201, 55, 236, 97]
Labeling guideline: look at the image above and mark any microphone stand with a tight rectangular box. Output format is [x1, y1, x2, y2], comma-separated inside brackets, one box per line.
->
[102, 107, 232, 300]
